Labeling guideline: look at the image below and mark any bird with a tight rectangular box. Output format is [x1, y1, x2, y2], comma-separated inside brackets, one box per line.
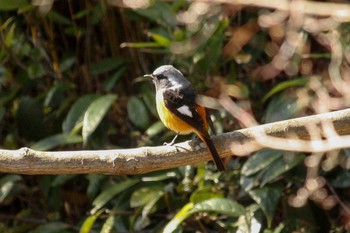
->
[145, 65, 225, 171]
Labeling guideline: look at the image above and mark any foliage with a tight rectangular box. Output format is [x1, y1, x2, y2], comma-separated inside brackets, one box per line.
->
[1, 1, 350, 232]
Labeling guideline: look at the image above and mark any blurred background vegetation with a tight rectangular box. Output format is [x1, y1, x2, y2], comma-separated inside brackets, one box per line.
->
[1, 0, 350, 232]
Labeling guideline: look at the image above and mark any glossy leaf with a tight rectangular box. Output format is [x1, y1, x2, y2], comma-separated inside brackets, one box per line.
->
[242, 149, 283, 176]
[80, 208, 105, 233]
[130, 186, 164, 208]
[190, 198, 245, 217]
[62, 94, 99, 133]
[163, 202, 194, 233]
[91, 179, 139, 214]
[82, 94, 117, 146]
[265, 95, 299, 123]
[262, 78, 307, 103]
[127, 96, 150, 130]
[249, 186, 283, 228]
[0, 175, 21, 203]
[261, 153, 305, 185]
[31, 133, 83, 151]
[189, 187, 224, 204]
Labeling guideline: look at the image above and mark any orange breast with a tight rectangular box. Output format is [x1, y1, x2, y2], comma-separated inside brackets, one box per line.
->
[156, 91, 208, 134]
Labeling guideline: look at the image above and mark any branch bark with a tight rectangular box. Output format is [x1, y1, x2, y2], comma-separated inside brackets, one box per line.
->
[1, 108, 350, 175]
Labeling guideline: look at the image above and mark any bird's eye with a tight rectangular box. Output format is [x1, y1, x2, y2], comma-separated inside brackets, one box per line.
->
[156, 74, 166, 80]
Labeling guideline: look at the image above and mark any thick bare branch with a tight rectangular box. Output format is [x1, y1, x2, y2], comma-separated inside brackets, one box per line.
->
[1, 108, 350, 175]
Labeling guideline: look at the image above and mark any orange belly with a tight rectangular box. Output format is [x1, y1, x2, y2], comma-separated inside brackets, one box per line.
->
[156, 91, 208, 134]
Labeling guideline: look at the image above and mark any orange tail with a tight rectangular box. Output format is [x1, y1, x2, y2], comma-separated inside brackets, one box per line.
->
[199, 135, 225, 172]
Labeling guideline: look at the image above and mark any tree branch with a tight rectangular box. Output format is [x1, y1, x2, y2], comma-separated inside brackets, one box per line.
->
[1, 108, 350, 175]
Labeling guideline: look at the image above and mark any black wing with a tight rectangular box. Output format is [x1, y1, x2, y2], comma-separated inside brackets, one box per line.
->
[163, 88, 209, 137]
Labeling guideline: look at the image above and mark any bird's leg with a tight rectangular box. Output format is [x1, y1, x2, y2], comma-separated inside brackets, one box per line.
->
[164, 132, 179, 146]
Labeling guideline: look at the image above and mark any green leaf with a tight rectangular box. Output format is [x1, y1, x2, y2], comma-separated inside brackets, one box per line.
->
[120, 42, 163, 48]
[130, 186, 164, 208]
[145, 121, 165, 137]
[242, 150, 283, 176]
[0, 0, 28, 11]
[91, 179, 139, 214]
[89, 57, 124, 75]
[103, 67, 126, 91]
[48, 11, 71, 25]
[164, 198, 245, 233]
[100, 215, 117, 233]
[86, 174, 105, 200]
[330, 170, 350, 188]
[189, 187, 224, 204]
[31, 133, 83, 151]
[127, 96, 150, 130]
[80, 209, 105, 233]
[51, 175, 78, 187]
[190, 198, 245, 217]
[82, 94, 117, 146]
[262, 78, 307, 103]
[163, 202, 194, 233]
[16, 96, 47, 140]
[261, 153, 305, 185]
[59, 56, 76, 72]
[148, 32, 171, 47]
[249, 186, 283, 228]
[62, 94, 99, 133]
[265, 95, 299, 123]
[28, 62, 46, 79]
[31, 222, 70, 233]
[0, 175, 21, 203]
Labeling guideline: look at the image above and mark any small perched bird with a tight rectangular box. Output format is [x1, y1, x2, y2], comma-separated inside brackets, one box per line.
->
[145, 65, 225, 171]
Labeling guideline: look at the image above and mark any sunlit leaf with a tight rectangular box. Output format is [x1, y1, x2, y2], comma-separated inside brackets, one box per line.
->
[80, 208, 105, 233]
[163, 202, 194, 233]
[0, 175, 21, 203]
[91, 179, 139, 214]
[242, 149, 283, 176]
[82, 94, 117, 146]
[0, 0, 28, 11]
[62, 94, 99, 133]
[249, 186, 283, 228]
[31, 133, 83, 151]
[100, 215, 116, 233]
[189, 187, 224, 204]
[130, 186, 164, 208]
[145, 121, 165, 137]
[190, 198, 245, 217]
[148, 32, 171, 47]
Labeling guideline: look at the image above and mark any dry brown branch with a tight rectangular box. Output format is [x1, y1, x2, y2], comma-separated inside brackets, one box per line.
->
[1, 108, 350, 175]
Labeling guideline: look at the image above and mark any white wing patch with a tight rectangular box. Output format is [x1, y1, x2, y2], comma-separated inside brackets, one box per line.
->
[177, 105, 193, 118]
